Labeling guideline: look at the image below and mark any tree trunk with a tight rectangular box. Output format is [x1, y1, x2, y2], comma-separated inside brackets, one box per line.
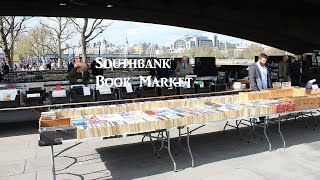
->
[4, 48, 12, 68]
[10, 16, 14, 70]
[58, 41, 62, 68]
[81, 34, 87, 63]
[81, 18, 89, 63]
[0, 24, 12, 69]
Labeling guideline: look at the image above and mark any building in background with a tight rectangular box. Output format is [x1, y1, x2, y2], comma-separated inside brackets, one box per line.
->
[131, 43, 149, 55]
[171, 35, 214, 52]
[214, 35, 218, 48]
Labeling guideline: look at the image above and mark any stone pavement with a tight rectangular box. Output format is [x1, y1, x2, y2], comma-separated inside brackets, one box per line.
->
[1, 116, 320, 180]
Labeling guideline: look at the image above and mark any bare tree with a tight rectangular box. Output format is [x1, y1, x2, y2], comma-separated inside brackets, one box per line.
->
[40, 17, 74, 68]
[0, 16, 30, 68]
[72, 18, 111, 62]
[16, 25, 54, 64]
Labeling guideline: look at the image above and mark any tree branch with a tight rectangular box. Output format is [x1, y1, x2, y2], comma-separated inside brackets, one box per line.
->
[71, 18, 81, 32]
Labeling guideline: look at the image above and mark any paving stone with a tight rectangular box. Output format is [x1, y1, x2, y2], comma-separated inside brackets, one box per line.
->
[0, 149, 36, 163]
[199, 168, 266, 180]
[243, 156, 320, 180]
[25, 152, 88, 174]
[57, 162, 111, 180]
[161, 163, 236, 180]
[0, 161, 25, 177]
[36, 171, 52, 180]
[0, 173, 36, 180]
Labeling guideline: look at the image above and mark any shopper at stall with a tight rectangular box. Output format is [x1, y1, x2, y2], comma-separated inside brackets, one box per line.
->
[289, 56, 300, 86]
[249, 53, 272, 91]
[67, 62, 90, 84]
[175, 56, 194, 77]
[46, 62, 52, 70]
[3, 63, 9, 75]
[278, 55, 290, 82]
[90, 60, 103, 76]
[67, 61, 74, 73]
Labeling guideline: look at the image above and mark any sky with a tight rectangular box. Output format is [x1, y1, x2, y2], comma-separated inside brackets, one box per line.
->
[27, 17, 252, 47]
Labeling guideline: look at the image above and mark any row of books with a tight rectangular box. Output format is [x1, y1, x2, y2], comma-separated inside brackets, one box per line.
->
[67, 101, 277, 139]
[54, 95, 241, 118]
[283, 95, 320, 111]
[39, 88, 320, 140]
[239, 87, 320, 101]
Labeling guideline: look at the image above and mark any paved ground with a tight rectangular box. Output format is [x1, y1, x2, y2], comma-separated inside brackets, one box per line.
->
[0, 115, 320, 180]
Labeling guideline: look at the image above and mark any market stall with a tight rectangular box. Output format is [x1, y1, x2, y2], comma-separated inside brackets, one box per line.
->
[37, 87, 320, 179]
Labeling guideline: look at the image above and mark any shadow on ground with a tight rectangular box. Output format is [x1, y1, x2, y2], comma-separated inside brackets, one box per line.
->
[0, 117, 38, 138]
[92, 116, 320, 180]
[2, 113, 319, 179]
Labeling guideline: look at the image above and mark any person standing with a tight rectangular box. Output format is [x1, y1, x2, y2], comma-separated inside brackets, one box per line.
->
[249, 53, 272, 91]
[46, 62, 52, 70]
[90, 60, 103, 76]
[3, 63, 9, 75]
[67, 61, 74, 73]
[278, 55, 290, 82]
[175, 56, 194, 77]
[66, 62, 90, 85]
[290, 56, 301, 86]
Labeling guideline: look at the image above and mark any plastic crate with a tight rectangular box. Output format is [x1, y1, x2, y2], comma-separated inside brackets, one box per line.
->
[179, 87, 195, 95]
[49, 91, 70, 105]
[96, 90, 117, 101]
[0, 95, 20, 108]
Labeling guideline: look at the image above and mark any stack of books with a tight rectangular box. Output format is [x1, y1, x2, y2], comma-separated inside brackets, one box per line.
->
[40, 112, 57, 120]
[55, 95, 241, 118]
[44, 99, 279, 139]
[40, 87, 320, 141]
[283, 96, 320, 110]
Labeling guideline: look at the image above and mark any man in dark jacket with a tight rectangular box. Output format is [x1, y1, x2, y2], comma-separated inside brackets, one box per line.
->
[90, 60, 103, 76]
[249, 53, 272, 124]
[249, 53, 272, 91]
[66, 62, 90, 84]
[67, 62, 74, 73]
[278, 55, 290, 82]
[3, 63, 9, 75]
[290, 57, 301, 86]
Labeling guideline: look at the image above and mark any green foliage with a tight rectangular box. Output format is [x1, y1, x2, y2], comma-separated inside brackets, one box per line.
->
[15, 25, 54, 59]
[236, 43, 265, 59]
[186, 47, 226, 58]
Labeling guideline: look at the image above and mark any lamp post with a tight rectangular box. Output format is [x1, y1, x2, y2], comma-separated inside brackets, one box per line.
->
[103, 39, 107, 55]
[97, 41, 101, 56]
[94, 41, 102, 57]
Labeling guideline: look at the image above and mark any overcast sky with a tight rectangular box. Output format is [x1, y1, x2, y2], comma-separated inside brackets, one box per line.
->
[27, 17, 252, 47]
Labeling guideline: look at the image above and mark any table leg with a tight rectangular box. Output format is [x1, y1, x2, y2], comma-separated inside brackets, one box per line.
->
[141, 134, 146, 143]
[187, 127, 194, 167]
[264, 118, 272, 151]
[157, 131, 164, 157]
[50, 145, 56, 180]
[310, 111, 317, 130]
[178, 128, 182, 143]
[278, 114, 286, 148]
[149, 134, 157, 155]
[166, 131, 177, 171]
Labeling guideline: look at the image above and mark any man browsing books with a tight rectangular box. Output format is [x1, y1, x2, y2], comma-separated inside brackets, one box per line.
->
[249, 53, 272, 91]
[278, 55, 290, 82]
[249, 53, 271, 124]
[67, 62, 90, 85]
[175, 56, 194, 77]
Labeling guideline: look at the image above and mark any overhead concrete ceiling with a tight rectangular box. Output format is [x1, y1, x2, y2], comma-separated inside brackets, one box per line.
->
[0, 0, 319, 54]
